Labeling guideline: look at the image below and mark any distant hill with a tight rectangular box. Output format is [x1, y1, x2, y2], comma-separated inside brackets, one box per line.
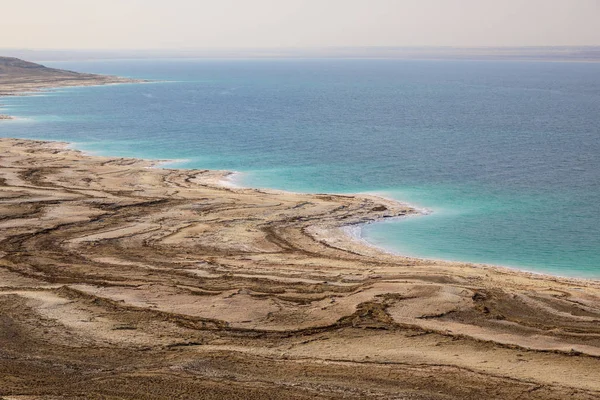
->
[0, 56, 136, 98]
[0, 56, 92, 78]
[1, 47, 600, 62]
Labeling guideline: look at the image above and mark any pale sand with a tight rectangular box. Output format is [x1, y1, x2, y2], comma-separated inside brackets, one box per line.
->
[1, 60, 600, 399]
[0, 137, 599, 399]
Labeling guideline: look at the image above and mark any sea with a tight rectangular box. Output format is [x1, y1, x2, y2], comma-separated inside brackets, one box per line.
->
[1, 58, 599, 278]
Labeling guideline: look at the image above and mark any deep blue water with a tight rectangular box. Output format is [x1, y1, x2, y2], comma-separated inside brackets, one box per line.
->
[1, 59, 599, 278]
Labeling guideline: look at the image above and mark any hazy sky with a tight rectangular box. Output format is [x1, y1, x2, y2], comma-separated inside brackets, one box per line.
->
[2, 0, 599, 49]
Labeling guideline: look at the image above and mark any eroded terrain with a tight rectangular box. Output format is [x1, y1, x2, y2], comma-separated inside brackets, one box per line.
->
[0, 138, 599, 399]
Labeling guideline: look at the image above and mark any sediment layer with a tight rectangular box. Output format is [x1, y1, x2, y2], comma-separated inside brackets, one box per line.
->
[0, 137, 599, 399]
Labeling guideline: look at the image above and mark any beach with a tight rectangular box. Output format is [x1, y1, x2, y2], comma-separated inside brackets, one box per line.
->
[0, 136, 599, 399]
[1, 60, 600, 398]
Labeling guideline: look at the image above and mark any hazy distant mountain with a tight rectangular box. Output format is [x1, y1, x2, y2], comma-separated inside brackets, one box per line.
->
[0, 56, 90, 78]
[0, 56, 134, 97]
[1, 47, 599, 62]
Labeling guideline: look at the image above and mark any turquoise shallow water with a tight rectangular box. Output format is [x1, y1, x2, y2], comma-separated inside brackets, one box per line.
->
[1, 59, 599, 278]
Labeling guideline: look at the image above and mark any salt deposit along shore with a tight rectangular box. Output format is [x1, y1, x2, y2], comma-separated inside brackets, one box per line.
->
[1, 59, 600, 398]
[0, 137, 599, 399]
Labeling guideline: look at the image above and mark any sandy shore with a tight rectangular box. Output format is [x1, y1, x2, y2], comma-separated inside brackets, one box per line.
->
[0, 136, 599, 399]
[1, 58, 599, 399]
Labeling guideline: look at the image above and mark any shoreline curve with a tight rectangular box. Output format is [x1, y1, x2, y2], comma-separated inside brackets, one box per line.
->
[2, 66, 600, 397]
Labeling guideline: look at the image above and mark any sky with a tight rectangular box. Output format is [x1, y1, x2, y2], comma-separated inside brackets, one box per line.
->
[1, 0, 599, 49]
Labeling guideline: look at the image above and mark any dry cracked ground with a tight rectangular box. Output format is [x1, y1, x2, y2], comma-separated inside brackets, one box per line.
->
[0, 138, 599, 399]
